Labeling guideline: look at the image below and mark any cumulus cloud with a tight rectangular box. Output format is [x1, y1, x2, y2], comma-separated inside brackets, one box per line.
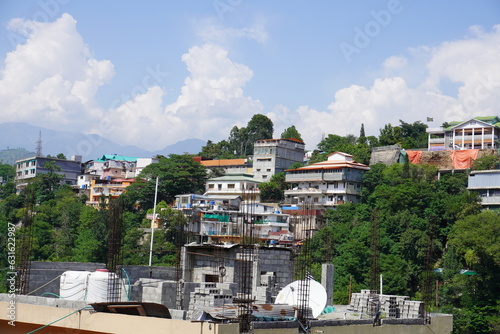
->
[0, 13, 114, 129]
[196, 17, 269, 45]
[105, 43, 263, 150]
[280, 25, 500, 149]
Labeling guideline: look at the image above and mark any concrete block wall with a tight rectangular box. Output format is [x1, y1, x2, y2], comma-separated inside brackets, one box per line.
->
[28, 261, 106, 296]
[349, 291, 424, 319]
[256, 248, 293, 289]
[26, 262, 176, 298]
[188, 282, 236, 312]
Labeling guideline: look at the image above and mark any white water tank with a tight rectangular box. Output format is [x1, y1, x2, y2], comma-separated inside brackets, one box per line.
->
[86, 269, 119, 303]
[59, 271, 91, 301]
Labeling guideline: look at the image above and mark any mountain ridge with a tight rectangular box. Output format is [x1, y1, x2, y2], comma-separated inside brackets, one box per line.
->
[0, 122, 205, 163]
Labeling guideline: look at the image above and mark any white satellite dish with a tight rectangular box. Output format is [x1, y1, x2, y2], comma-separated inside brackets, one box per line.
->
[275, 279, 327, 318]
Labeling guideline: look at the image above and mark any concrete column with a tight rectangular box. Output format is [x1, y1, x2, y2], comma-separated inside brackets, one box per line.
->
[482, 127, 485, 149]
[252, 246, 260, 295]
[321, 263, 334, 305]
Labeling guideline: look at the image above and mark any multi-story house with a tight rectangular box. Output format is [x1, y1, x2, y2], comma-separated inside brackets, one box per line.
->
[468, 169, 500, 210]
[426, 116, 500, 151]
[204, 173, 261, 202]
[86, 178, 135, 207]
[253, 138, 305, 181]
[195, 157, 251, 175]
[14, 155, 83, 191]
[85, 154, 138, 180]
[284, 152, 369, 207]
[198, 202, 291, 245]
[283, 152, 369, 237]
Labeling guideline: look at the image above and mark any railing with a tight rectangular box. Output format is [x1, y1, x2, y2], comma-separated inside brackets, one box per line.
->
[480, 196, 500, 205]
[285, 188, 324, 194]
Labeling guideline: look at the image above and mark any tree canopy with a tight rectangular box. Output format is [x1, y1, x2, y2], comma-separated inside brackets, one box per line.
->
[125, 154, 207, 209]
[281, 125, 303, 142]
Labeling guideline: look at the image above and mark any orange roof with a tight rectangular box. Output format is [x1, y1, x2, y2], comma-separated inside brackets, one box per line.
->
[200, 159, 247, 167]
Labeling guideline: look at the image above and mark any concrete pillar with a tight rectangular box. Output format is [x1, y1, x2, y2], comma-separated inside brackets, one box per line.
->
[252, 246, 260, 295]
[321, 263, 334, 305]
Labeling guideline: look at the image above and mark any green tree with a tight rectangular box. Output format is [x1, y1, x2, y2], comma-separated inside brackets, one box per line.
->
[281, 125, 303, 142]
[378, 123, 401, 146]
[399, 120, 428, 149]
[56, 153, 67, 160]
[125, 154, 207, 209]
[471, 154, 500, 170]
[259, 172, 286, 203]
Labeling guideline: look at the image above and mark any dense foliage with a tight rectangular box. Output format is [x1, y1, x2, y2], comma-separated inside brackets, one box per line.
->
[307, 163, 499, 333]
[199, 114, 274, 158]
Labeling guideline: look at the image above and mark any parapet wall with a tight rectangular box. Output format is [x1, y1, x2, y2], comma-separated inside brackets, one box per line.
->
[26, 261, 176, 297]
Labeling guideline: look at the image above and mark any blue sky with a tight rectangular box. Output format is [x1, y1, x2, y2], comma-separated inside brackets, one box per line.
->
[0, 1, 499, 153]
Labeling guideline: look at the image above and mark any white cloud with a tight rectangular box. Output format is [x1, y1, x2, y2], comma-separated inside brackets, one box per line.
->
[196, 18, 269, 45]
[104, 43, 263, 150]
[0, 13, 114, 129]
[281, 25, 500, 148]
[383, 55, 407, 72]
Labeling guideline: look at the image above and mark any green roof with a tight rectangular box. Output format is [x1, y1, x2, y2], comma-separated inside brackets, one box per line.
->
[445, 116, 500, 130]
[97, 154, 138, 162]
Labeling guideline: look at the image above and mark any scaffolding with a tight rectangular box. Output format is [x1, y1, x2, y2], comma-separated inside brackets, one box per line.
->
[106, 198, 123, 302]
[16, 188, 35, 295]
[236, 186, 256, 333]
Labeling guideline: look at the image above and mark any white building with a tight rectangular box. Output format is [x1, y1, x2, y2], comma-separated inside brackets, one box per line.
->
[468, 169, 500, 210]
[253, 138, 305, 181]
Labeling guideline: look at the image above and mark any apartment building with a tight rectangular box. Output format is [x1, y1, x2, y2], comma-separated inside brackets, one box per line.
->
[427, 116, 500, 151]
[284, 152, 369, 207]
[195, 157, 251, 175]
[86, 178, 135, 207]
[204, 173, 261, 202]
[14, 155, 83, 190]
[253, 138, 305, 181]
[468, 169, 500, 210]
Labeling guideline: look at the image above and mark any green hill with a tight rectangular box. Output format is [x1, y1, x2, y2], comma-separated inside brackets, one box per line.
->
[0, 147, 35, 165]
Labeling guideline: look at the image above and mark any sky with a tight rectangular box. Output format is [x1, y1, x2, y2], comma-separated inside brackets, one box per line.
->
[0, 0, 499, 154]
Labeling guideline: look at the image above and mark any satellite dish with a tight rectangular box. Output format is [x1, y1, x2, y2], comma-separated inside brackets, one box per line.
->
[275, 280, 327, 318]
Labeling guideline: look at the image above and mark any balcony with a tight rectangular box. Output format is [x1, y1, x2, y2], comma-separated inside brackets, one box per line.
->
[285, 188, 324, 195]
[479, 196, 500, 205]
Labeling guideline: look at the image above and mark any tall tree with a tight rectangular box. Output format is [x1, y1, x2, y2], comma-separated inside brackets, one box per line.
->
[125, 154, 207, 209]
[281, 125, 303, 142]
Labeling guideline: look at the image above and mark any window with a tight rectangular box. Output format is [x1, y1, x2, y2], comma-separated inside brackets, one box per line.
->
[262, 175, 267, 179]
[266, 169, 271, 172]
[208, 184, 214, 189]
[218, 184, 222, 190]
[24, 170, 29, 175]
[256, 169, 261, 172]
[228, 184, 235, 189]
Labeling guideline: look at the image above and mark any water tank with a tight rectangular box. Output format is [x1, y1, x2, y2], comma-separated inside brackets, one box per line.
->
[59, 271, 91, 301]
[86, 269, 118, 303]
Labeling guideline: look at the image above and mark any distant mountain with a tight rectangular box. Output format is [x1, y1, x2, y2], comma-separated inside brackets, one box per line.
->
[0, 122, 205, 163]
[0, 148, 35, 165]
[153, 138, 206, 157]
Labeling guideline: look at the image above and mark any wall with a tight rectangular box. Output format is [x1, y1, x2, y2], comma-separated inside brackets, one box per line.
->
[0, 298, 453, 334]
[26, 261, 176, 297]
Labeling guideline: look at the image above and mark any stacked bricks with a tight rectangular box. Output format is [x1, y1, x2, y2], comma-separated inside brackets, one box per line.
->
[349, 291, 423, 319]
[188, 282, 235, 312]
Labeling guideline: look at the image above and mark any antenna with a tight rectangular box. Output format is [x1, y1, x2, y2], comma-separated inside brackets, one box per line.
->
[35, 131, 43, 157]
